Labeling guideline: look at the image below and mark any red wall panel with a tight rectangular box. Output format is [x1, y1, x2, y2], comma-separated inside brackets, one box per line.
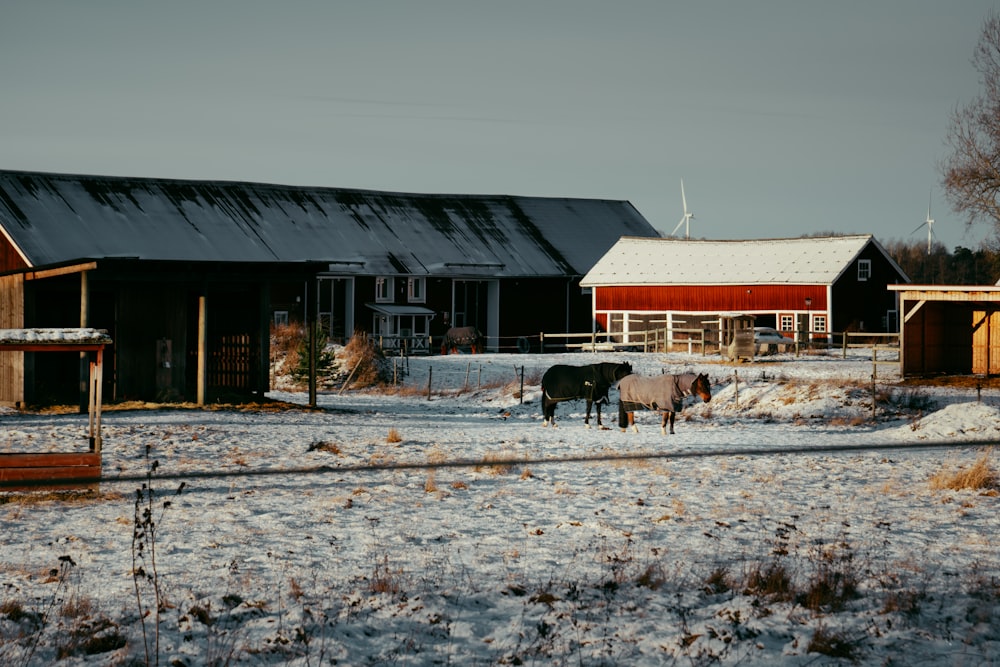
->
[594, 285, 825, 312]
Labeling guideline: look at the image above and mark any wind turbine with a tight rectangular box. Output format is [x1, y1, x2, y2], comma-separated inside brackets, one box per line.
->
[670, 179, 695, 238]
[911, 191, 936, 255]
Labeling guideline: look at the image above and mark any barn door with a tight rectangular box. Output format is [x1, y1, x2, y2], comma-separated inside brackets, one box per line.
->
[972, 309, 1000, 376]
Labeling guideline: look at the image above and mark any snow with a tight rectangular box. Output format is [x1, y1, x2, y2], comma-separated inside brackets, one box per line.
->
[2, 349, 1000, 665]
[0, 328, 112, 345]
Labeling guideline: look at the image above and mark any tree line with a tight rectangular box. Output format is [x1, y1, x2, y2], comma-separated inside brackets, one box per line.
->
[881, 238, 1000, 285]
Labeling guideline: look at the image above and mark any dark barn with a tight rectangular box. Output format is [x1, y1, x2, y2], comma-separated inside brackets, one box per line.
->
[0, 170, 658, 404]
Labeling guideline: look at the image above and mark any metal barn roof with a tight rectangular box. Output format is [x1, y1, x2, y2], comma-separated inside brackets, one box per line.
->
[581, 235, 904, 286]
[0, 170, 659, 277]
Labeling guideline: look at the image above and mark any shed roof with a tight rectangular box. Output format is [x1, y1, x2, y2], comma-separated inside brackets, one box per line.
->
[0, 170, 658, 278]
[581, 235, 905, 286]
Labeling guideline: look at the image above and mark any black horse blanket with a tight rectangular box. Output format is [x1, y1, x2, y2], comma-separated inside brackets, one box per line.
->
[441, 326, 484, 354]
[541, 361, 632, 427]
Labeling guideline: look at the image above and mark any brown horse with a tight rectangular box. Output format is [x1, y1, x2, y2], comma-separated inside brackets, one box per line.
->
[441, 326, 485, 354]
[618, 372, 711, 434]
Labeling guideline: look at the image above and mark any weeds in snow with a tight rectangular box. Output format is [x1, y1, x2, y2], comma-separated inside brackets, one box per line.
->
[929, 447, 998, 491]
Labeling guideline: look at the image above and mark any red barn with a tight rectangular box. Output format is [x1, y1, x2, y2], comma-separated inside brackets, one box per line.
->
[580, 235, 909, 349]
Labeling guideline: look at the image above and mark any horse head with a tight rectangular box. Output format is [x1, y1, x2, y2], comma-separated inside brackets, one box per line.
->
[613, 362, 633, 382]
[692, 372, 711, 403]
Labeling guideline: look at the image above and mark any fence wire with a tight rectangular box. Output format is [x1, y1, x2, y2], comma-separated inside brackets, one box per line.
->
[3, 436, 996, 492]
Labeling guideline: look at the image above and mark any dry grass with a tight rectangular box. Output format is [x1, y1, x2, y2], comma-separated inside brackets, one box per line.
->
[0, 489, 122, 506]
[386, 428, 402, 443]
[307, 440, 342, 455]
[341, 331, 389, 389]
[929, 448, 998, 491]
[475, 449, 519, 475]
[806, 625, 859, 660]
[270, 322, 304, 360]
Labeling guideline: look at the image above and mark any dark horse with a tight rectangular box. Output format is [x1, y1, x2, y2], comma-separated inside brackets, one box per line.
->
[618, 372, 711, 435]
[541, 362, 633, 429]
[441, 326, 485, 354]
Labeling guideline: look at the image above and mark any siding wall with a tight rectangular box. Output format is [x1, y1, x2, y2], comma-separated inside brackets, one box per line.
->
[972, 308, 1000, 375]
[595, 284, 826, 313]
[0, 274, 24, 404]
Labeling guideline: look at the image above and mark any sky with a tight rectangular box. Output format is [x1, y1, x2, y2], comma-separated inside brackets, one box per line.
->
[2, 1, 999, 252]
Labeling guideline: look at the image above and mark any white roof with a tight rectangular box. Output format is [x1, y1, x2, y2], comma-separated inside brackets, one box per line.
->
[581, 235, 890, 286]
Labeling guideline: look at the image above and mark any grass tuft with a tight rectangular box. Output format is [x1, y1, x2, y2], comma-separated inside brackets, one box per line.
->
[929, 448, 998, 491]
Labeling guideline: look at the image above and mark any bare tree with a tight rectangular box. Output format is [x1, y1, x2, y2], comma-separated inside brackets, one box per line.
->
[942, 11, 1000, 236]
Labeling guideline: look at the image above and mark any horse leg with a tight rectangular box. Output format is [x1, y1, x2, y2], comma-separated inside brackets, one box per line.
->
[543, 398, 558, 427]
[630, 412, 638, 433]
[595, 402, 606, 430]
[669, 411, 676, 435]
[583, 400, 593, 429]
[660, 412, 668, 436]
[618, 402, 627, 432]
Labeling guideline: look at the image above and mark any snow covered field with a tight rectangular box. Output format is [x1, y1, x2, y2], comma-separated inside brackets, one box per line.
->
[2, 349, 999, 665]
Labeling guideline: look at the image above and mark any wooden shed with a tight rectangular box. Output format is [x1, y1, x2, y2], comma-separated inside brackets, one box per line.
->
[581, 235, 909, 351]
[0, 328, 110, 489]
[888, 285, 1000, 377]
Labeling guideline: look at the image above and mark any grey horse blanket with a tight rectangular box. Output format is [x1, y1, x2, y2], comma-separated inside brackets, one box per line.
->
[618, 373, 698, 413]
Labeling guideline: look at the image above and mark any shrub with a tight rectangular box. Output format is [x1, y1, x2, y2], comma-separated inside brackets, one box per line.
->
[341, 331, 391, 388]
[291, 328, 337, 385]
[807, 625, 860, 660]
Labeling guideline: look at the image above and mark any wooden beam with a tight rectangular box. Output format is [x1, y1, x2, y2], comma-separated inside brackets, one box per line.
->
[903, 299, 926, 324]
[25, 262, 98, 281]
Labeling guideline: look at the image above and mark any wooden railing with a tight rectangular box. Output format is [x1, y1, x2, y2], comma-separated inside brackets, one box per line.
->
[539, 328, 709, 354]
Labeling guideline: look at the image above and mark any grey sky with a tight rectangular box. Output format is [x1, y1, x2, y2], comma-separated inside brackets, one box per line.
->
[2, 1, 997, 251]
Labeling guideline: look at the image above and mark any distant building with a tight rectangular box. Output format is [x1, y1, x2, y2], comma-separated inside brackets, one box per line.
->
[580, 235, 909, 349]
[0, 170, 658, 404]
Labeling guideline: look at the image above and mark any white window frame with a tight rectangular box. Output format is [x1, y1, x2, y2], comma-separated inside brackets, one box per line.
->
[407, 277, 425, 303]
[858, 259, 871, 282]
[273, 310, 289, 327]
[812, 314, 827, 333]
[779, 314, 795, 332]
[375, 277, 394, 303]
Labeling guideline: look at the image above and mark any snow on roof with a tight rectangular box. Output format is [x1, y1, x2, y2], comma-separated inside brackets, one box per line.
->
[0, 170, 660, 278]
[581, 235, 884, 286]
[0, 328, 112, 345]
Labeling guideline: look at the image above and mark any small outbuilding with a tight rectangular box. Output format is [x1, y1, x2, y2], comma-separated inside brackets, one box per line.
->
[888, 284, 1000, 377]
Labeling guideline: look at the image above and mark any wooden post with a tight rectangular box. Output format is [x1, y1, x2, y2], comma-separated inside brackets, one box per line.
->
[197, 295, 207, 406]
[733, 369, 739, 409]
[871, 374, 876, 420]
[79, 271, 89, 413]
[308, 279, 317, 408]
[89, 348, 103, 453]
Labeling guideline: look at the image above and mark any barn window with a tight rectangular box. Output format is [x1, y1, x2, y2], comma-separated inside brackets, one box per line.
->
[858, 259, 871, 281]
[780, 314, 794, 332]
[812, 314, 827, 333]
[407, 277, 425, 303]
[273, 310, 289, 327]
[376, 277, 394, 303]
